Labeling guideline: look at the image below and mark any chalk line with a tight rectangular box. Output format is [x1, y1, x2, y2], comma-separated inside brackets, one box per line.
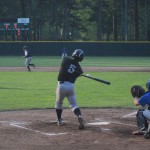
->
[87, 119, 136, 127]
[87, 122, 110, 125]
[121, 111, 137, 118]
[9, 122, 67, 136]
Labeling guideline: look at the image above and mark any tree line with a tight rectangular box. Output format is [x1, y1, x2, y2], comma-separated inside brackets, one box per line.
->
[0, 0, 149, 41]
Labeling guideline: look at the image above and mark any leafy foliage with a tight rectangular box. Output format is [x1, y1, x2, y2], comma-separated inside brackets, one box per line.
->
[0, 0, 150, 41]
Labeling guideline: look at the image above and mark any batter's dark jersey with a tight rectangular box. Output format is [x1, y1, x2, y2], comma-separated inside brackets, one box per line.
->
[58, 57, 83, 83]
[24, 50, 32, 58]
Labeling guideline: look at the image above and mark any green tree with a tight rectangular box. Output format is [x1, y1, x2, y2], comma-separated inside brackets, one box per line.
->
[0, 0, 150, 41]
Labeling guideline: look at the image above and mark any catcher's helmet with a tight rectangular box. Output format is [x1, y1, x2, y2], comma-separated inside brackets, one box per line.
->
[146, 79, 150, 91]
[72, 49, 84, 62]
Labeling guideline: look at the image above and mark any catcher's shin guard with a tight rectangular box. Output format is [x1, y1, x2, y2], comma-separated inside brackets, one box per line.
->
[144, 123, 150, 139]
[136, 109, 148, 131]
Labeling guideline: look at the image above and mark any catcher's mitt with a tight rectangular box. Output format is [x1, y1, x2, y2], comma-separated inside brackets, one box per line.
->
[131, 85, 145, 98]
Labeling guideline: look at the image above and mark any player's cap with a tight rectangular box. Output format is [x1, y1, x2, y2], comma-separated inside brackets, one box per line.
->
[23, 45, 28, 50]
[72, 49, 84, 62]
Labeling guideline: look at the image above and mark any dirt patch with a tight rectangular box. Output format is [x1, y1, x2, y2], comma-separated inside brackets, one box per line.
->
[0, 108, 150, 150]
[0, 67, 150, 150]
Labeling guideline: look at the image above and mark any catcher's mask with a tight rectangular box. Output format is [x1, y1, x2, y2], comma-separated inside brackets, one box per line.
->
[146, 79, 150, 91]
[72, 49, 84, 62]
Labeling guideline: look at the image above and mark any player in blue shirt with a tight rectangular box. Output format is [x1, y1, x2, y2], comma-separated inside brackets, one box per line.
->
[132, 80, 150, 138]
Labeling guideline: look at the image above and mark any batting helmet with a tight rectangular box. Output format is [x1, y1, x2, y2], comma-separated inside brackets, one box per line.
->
[72, 49, 84, 62]
[146, 79, 150, 91]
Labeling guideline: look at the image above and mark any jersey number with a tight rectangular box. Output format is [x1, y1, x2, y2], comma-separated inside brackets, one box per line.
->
[68, 64, 76, 73]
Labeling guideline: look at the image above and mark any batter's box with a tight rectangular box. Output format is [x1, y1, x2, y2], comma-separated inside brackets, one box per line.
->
[10, 121, 68, 136]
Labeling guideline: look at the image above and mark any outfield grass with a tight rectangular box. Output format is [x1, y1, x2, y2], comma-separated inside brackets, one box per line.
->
[0, 56, 150, 67]
[0, 72, 149, 111]
[0, 56, 150, 111]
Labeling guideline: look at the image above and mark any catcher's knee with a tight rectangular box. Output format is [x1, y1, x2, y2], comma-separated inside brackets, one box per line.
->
[143, 110, 150, 121]
[136, 109, 148, 130]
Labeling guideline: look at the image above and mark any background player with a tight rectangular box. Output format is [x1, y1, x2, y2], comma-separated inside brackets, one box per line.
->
[55, 49, 85, 130]
[61, 47, 68, 58]
[23, 45, 35, 72]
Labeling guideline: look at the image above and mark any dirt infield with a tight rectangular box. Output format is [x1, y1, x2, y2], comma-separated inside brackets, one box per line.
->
[1, 67, 150, 150]
[0, 108, 150, 150]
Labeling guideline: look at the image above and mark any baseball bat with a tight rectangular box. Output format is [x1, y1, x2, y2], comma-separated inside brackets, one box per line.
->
[81, 74, 111, 85]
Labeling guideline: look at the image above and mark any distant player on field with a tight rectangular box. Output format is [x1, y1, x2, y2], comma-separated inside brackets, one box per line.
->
[61, 47, 68, 58]
[23, 45, 35, 72]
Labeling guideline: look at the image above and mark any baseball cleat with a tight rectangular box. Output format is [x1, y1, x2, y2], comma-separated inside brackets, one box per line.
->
[144, 131, 150, 139]
[78, 116, 84, 130]
[57, 119, 64, 126]
[132, 130, 146, 135]
[144, 125, 150, 139]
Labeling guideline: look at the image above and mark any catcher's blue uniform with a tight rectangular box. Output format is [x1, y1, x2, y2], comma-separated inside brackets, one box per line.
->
[138, 92, 150, 120]
[132, 81, 150, 138]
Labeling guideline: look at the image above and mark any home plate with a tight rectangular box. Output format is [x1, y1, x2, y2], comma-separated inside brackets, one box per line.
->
[87, 122, 110, 125]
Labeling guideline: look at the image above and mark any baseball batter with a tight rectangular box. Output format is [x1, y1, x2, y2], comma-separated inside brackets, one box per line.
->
[55, 49, 84, 130]
[23, 45, 35, 72]
[131, 80, 150, 139]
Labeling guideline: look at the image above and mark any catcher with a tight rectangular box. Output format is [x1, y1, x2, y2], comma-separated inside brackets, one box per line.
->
[131, 79, 150, 139]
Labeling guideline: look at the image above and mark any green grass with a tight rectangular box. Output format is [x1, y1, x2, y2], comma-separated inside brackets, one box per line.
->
[0, 56, 62, 67]
[0, 56, 150, 111]
[0, 56, 150, 67]
[0, 72, 149, 111]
